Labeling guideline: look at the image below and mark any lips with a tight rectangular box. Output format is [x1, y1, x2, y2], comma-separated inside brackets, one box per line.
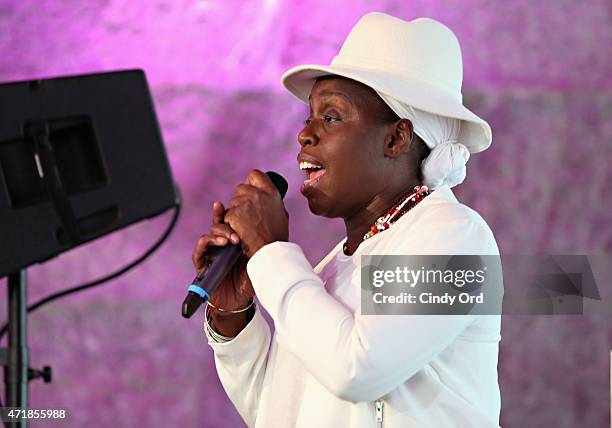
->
[298, 153, 326, 195]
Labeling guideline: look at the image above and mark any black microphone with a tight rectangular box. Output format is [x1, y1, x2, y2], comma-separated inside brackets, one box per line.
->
[181, 171, 288, 319]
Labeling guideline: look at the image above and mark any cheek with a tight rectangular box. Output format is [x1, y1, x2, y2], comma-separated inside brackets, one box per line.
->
[325, 154, 382, 207]
[332, 144, 381, 182]
[322, 128, 384, 189]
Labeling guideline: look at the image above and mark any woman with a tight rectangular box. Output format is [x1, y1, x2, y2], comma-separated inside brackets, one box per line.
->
[193, 13, 501, 427]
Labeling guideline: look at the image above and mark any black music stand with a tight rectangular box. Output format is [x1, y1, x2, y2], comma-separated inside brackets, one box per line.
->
[0, 70, 179, 422]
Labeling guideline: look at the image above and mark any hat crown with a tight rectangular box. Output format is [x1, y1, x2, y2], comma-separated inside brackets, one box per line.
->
[280, 12, 492, 153]
[331, 13, 463, 97]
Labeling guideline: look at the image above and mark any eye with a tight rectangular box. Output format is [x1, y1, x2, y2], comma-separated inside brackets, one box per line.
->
[323, 114, 340, 123]
[303, 114, 341, 126]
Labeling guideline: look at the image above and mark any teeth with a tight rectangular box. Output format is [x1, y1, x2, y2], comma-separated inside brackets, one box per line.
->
[299, 161, 323, 170]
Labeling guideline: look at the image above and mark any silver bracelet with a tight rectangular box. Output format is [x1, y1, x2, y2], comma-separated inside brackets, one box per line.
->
[207, 298, 254, 313]
[204, 305, 235, 343]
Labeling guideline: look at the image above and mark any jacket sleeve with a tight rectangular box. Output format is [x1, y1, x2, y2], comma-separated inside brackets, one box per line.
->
[246, 212, 499, 403]
[206, 304, 271, 427]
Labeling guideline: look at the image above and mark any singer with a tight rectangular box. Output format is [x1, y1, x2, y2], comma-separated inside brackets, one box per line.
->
[194, 13, 501, 427]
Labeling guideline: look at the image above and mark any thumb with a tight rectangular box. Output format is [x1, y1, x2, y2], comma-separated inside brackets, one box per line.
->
[245, 169, 277, 194]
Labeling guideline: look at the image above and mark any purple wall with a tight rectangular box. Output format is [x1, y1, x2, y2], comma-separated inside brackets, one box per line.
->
[1, 1, 611, 426]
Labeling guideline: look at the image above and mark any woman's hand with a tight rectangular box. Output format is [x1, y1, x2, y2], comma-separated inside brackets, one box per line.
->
[192, 201, 255, 336]
[224, 169, 289, 259]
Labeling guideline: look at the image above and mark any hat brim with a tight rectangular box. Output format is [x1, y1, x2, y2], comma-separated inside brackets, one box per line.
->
[281, 64, 492, 153]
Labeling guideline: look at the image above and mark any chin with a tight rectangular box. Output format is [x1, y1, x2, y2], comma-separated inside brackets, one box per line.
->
[306, 193, 341, 218]
[307, 197, 326, 216]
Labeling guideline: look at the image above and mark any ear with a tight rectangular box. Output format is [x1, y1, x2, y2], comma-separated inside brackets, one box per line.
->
[383, 119, 414, 158]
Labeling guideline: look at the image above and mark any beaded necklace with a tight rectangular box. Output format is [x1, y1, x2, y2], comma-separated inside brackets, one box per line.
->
[343, 185, 430, 255]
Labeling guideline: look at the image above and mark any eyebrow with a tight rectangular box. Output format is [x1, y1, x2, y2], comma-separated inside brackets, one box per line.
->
[308, 91, 353, 104]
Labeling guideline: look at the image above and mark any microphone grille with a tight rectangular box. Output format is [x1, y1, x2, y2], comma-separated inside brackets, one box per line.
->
[265, 171, 288, 199]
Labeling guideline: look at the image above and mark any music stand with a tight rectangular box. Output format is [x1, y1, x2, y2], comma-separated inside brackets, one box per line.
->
[0, 70, 179, 419]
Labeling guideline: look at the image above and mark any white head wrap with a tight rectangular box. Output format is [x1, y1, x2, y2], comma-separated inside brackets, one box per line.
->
[375, 91, 470, 189]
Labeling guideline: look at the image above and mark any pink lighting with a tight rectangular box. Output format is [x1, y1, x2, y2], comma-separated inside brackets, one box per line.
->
[0, 1, 611, 426]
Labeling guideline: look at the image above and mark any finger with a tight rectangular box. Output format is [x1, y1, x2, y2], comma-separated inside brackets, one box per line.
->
[210, 223, 240, 244]
[227, 194, 250, 209]
[212, 201, 225, 225]
[223, 207, 240, 233]
[234, 183, 258, 196]
[192, 226, 238, 270]
[245, 169, 276, 193]
[192, 234, 213, 269]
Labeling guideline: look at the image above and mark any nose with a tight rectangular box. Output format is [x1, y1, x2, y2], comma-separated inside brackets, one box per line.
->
[298, 125, 318, 147]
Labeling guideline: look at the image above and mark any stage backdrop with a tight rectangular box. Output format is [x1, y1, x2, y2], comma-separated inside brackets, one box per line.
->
[1, 1, 611, 427]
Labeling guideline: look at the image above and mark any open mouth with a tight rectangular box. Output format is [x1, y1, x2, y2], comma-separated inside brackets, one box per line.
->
[299, 160, 327, 191]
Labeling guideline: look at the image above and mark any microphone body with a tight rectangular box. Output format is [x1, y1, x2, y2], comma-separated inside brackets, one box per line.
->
[182, 171, 288, 318]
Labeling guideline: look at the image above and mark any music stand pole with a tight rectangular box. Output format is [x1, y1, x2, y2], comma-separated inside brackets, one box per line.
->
[4, 270, 29, 427]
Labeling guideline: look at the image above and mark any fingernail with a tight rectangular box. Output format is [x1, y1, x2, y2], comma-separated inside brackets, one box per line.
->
[231, 233, 239, 243]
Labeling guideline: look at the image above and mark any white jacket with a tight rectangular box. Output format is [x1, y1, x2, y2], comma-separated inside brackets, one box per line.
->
[206, 186, 502, 427]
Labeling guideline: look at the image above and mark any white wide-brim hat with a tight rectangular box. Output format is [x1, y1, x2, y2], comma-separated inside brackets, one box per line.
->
[281, 12, 492, 153]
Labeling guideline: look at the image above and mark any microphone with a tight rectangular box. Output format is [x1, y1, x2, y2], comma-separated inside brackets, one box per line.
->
[181, 171, 288, 319]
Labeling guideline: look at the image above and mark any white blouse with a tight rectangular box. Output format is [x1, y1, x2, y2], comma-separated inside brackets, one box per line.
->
[206, 185, 502, 427]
